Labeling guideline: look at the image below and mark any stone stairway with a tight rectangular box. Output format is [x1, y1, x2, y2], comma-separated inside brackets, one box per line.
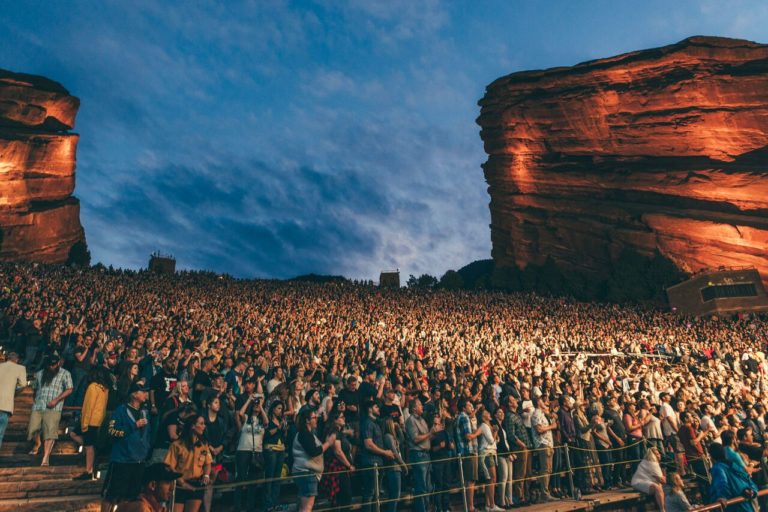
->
[0, 386, 102, 511]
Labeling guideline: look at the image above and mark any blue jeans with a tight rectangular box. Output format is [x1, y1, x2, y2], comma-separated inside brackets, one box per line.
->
[408, 450, 430, 512]
[383, 470, 401, 512]
[360, 463, 379, 512]
[263, 449, 286, 510]
[0, 411, 9, 450]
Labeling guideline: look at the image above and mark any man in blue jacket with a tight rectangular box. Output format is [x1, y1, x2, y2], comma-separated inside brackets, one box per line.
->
[102, 381, 152, 510]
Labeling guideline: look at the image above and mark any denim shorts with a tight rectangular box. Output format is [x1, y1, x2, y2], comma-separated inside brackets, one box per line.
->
[294, 471, 319, 497]
[480, 453, 498, 480]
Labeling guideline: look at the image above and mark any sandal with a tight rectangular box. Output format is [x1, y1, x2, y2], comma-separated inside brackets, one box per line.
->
[28, 448, 40, 455]
[40, 460, 49, 466]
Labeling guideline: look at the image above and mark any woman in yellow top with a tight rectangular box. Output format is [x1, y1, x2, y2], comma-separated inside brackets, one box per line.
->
[72, 366, 111, 481]
[165, 414, 213, 512]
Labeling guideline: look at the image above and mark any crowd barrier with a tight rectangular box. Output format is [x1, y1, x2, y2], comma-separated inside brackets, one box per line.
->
[177, 439, 654, 511]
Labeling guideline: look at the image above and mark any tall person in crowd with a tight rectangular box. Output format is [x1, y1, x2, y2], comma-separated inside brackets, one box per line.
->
[405, 398, 440, 512]
[103, 381, 152, 512]
[360, 400, 395, 512]
[0, 351, 27, 450]
[27, 354, 73, 466]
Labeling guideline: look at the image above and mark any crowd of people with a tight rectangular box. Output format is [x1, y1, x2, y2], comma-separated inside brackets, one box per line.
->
[0, 263, 767, 512]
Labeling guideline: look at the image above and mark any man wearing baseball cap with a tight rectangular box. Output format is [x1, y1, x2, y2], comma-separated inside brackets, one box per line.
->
[118, 463, 182, 512]
[103, 381, 152, 510]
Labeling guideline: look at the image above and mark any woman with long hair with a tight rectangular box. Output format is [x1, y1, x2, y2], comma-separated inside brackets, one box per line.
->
[116, 362, 140, 404]
[478, 408, 502, 512]
[430, 414, 453, 512]
[164, 414, 213, 512]
[234, 392, 267, 511]
[631, 446, 666, 512]
[264, 400, 289, 512]
[72, 366, 111, 480]
[382, 416, 406, 512]
[493, 407, 514, 509]
[203, 396, 229, 512]
[320, 410, 355, 510]
[292, 408, 336, 512]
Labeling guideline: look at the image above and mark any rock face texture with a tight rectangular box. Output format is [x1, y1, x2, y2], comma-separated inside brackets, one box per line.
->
[477, 36, 768, 286]
[0, 69, 86, 263]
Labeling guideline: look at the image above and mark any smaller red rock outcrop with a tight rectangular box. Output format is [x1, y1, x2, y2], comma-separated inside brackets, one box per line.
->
[0, 69, 86, 263]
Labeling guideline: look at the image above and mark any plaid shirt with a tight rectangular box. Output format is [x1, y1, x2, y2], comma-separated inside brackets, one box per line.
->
[33, 368, 73, 412]
[455, 411, 478, 456]
[504, 410, 532, 449]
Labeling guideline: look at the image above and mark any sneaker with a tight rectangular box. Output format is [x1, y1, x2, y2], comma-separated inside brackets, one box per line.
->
[73, 472, 94, 481]
[541, 493, 557, 502]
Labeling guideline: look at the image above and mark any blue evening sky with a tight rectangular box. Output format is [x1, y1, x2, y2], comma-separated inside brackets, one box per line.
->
[1, 1, 766, 279]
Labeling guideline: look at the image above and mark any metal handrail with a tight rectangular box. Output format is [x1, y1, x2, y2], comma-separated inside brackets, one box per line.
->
[691, 488, 768, 512]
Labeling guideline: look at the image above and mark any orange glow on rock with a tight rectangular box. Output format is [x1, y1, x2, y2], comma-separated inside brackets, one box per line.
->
[478, 36, 768, 286]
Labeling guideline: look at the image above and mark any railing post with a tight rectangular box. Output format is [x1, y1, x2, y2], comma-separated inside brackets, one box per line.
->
[458, 454, 469, 512]
[374, 462, 381, 512]
[564, 444, 577, 500]
[169, 479, 176, 512]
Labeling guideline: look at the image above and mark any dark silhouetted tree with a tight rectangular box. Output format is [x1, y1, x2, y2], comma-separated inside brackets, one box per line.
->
[67, 240, 91, 267]
[438, 270, 464, 290]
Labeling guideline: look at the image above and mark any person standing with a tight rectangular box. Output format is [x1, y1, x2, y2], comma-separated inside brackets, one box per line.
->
[504, 396, 532, 506]
[430, 415, 453, 512]
[293, 408, 336, 512]
[679, 412, 709, 497]
[360, 400, 395, 512]
[456, 400, 482, 512]
[73, 366, 111, 480]
[531, 397, 558, 502]
[405, 398, 440, 512]
[27, 353, 73, 466]
[0, 351, 27, 450]
[102, 382, 152, 511]
[383, 417, 407, 512]
[263, 400, 289, 512]
[164, 414, 213, 512]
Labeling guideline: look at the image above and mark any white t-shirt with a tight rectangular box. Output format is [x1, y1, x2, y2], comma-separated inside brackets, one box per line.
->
[237, 416, 264, 452]
[659, 403, 678, 437]
[478, 423, 497, 455]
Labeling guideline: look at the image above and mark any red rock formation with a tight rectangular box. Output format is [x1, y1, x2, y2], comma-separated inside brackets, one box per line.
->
[0, 69, 86, 263]
[477, 36, 768, 286]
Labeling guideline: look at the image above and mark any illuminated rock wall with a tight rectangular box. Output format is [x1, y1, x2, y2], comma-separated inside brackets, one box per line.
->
[0, 69, 86, 263]
[477, 36, 768, 285]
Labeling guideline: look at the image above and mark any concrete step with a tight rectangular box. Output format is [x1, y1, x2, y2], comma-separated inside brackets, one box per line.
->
[0, 464, 86, 481]
[0, 439, 79, 457]
[0, 453, 84, 467]
[0, 494, 101, 512]
[0, 477, 102, 500]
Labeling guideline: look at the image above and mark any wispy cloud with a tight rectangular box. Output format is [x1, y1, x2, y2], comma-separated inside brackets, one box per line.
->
[2, 0, 767, 279]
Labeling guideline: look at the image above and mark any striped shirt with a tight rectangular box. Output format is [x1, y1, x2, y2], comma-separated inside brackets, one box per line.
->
[33, 368, 73, 412]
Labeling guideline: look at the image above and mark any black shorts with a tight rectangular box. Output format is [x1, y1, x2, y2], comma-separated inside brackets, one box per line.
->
[175, 486, 205, 502]
[102, 462, 144, 501]
[82, 427, 98, 447]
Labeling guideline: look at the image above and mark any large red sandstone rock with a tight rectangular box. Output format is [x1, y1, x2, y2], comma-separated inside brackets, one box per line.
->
[0, 69, 85, 263]
[477, 36, 768, 285]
